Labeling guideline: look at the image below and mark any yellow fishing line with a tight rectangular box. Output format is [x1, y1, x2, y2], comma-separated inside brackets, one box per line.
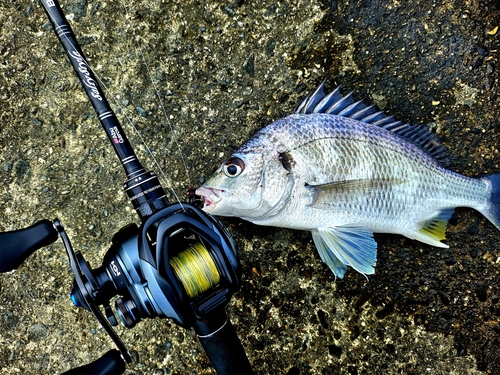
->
[170, 243, 220, 298]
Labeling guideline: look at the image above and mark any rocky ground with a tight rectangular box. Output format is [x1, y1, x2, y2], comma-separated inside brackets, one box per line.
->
[0, 0, 499, 374]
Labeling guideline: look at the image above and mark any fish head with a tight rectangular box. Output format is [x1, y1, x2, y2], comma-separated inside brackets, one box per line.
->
[196, 146, 292, 219]
[196, 152, 265, 216]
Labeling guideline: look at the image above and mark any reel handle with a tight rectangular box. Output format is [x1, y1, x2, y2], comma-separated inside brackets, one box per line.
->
[61, 349, 126, 375]
[0, 220, 58, 272]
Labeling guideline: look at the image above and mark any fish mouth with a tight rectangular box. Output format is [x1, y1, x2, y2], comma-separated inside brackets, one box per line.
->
[194, 187, 225, 212]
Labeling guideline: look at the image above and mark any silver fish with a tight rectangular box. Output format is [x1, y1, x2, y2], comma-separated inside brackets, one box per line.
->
[196, 81, 500, 279]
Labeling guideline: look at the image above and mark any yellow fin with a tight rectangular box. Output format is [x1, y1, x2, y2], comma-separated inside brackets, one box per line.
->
[413, 209, 454, 247]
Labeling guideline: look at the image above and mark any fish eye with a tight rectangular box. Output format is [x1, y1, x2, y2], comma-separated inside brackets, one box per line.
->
[222, 157, 245, 177]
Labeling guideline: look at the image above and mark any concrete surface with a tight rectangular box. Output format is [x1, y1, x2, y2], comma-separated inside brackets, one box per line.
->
[0, 0, 499, 374]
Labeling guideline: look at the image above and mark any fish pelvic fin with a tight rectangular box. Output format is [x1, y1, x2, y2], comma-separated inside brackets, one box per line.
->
[480, 174, 500, 231]
[410, 208, 454, 248]
[311, 227, 377, 279]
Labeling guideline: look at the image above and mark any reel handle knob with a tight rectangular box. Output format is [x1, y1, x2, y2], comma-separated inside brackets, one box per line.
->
[0, 219, 58, 272]
[61, 349, 126, 375]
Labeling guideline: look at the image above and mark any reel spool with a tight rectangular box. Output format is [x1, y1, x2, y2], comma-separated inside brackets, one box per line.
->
[170, 242, 221, 299]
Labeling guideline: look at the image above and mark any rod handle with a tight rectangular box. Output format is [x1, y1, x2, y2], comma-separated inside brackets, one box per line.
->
[197, 318, 253, 375]
[61, 349, 126, 375]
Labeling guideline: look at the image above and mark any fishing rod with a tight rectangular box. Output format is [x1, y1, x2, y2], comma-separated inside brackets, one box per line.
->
[0, 0, 253, 374]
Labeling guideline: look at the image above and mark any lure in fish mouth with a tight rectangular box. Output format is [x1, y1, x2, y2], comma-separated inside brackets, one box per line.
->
[196, 80, 500, 280]
[195, 187, 224, 212]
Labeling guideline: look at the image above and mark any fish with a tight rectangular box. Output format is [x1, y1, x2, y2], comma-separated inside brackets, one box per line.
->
[195, 81, 500, 279]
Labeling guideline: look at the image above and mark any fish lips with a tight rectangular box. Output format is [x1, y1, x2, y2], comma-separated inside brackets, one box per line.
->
[194, 187, 225, 212]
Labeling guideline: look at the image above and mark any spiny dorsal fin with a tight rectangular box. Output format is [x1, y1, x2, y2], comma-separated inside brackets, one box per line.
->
[293, 80, 452, 167]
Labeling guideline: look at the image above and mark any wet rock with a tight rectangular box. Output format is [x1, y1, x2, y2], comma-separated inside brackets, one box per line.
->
[242, 52, 255, 77]
[13, 159, 29, 179]
[3, 161, 12, 172]
[476, 45, 489, 57]
[65, 0, 87, 21]
[136, 106, 148, 117]
[28, 323, 49, 341]
[1, 310, 19, 329]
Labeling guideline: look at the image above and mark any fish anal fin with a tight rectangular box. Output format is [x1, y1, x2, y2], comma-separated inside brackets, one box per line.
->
[411, 209, 454, 248]
[311, 226, 377, 279]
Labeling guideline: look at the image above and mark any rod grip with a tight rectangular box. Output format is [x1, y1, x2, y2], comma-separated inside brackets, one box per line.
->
[61, 349, 126, 375]
[198, 318, 253, 375]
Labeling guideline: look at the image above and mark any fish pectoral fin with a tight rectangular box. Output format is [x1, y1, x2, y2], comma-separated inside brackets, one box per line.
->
[409, 208, 454, 248]
[308, 179, 376, 190]
[311, 226, 377, 279]
[307, 178, 405, 207]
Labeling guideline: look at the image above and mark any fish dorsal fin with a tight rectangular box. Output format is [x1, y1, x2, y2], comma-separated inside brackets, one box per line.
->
[293, 80, 452, 167]
[311, 226, 377, 279]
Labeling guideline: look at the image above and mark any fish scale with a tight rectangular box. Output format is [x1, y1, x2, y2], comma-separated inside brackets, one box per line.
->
[251, 115, 486, 224]
[196, 82, 500, 279]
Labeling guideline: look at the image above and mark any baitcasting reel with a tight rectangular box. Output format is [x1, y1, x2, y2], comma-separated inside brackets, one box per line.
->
[0, 203, 250, 374]
[69, 203, 240, 333]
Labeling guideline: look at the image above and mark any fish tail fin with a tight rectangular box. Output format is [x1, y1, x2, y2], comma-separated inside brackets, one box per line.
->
[480, 174, 500, 230]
